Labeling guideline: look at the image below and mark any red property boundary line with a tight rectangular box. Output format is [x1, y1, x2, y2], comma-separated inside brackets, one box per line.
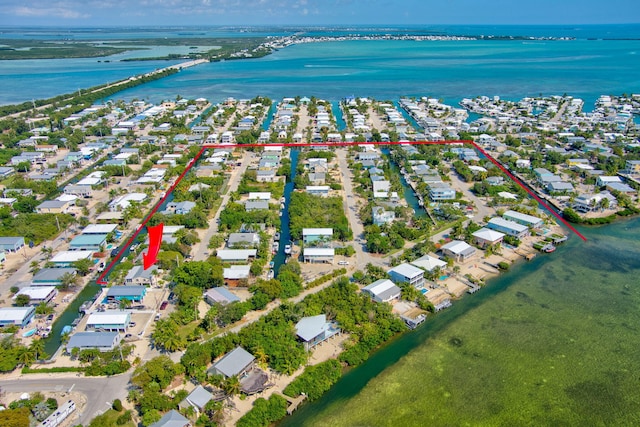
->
[96, 140, 585, 285]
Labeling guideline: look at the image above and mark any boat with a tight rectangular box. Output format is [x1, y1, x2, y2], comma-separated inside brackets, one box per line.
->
[22, 328, 37, 338]
[267, 269, 274, 279]
[60, 325, 72, 336]
[284, 244, 292, 255]
[274, 232, 280, 241]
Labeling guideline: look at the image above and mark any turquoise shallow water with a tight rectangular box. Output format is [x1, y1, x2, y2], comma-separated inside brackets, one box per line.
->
[282, 218, 640, 426]
[1, 25, 640, 106]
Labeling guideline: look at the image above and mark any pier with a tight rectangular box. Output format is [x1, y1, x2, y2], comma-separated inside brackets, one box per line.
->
[278, 393, 308, 415]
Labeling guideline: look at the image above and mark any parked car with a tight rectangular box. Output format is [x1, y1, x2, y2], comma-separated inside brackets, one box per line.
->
[160, 301, 169, 310]
[128, 321, 136, 327]
[338, 261, 349, 265]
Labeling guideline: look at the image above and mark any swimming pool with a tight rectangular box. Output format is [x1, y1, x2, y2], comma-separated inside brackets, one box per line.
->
[421, 288, 429, 295]
[439, 275, 449, 281]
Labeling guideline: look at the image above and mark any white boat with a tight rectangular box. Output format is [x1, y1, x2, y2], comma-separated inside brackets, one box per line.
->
[284, 244, 292, 255]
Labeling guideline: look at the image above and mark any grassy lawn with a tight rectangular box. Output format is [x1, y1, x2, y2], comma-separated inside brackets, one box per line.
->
[88, 408, 135, 427]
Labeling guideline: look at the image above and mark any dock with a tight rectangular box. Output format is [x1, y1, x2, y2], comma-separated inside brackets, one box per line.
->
[515, 250, 536, 261]
[278, 393, 307, 415]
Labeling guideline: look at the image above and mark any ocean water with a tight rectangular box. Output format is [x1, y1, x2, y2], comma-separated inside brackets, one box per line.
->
[112, 38, 640, 109]
[1, 25, 640, 107]
[282, 218, 640, 426]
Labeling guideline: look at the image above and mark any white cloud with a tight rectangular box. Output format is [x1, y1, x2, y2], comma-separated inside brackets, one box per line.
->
[13, 5, 89, 19]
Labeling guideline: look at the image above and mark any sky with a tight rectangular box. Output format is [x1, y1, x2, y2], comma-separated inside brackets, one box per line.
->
[0, 0, 638, 27]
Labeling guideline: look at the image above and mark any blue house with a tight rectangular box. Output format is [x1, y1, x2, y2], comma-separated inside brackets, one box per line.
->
[106, 285, 147, 302]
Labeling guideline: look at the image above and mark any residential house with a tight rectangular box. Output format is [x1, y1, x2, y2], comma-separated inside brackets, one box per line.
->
[36, 200, 71, 214]
[66, 331, 122, 353]
[106, 286, 147, 302]
[31, 268, 77, 286]
[50, 251, 93, 267]
[305, 186, 330, 197]
[149, 410, 191, 427]
[204, 287, 241, 305]
[573, 191, 618, 213]
[0, 237, 25, 252]
[124, 265, 158, 286]
[440, 240, 477, 263]
[303, 248, 334, 263]
[178, 386, 213, 416]
[14, 286, 57, 305]
[410, 254, 446, 272]
[295, 314, 340, 351]
[227, 233, 260, 248]
[69, 234, 108, 252]
[362, 279, 402, 303]
[216, 249, 257, 262]
[207, 346, 255, 378]
[372, 206, 395, 226]
[388, 263, 425, 288]
[86, 311, 131, 332]
[302, 228, 333, 245]
[245, 200, 269, 211]
[223, 265, 251, 287]
[0, 306, 35, 328]
[503, 210, 544, 228]
[472, 228, 506, 248]
[164, 201, 196, 215]
[487, 217, 530, 238]
[428, 182, 456, 201]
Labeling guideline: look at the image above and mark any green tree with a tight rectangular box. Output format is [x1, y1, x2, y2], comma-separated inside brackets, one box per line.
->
[71, 258, 94, 276]
[29, 338, 46, 361]
[14, 294, 30, 307]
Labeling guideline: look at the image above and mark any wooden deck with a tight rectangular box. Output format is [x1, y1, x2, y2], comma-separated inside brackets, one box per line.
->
[278, 392, 308, 415]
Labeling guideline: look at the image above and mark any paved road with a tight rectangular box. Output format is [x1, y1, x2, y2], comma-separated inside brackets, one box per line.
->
[193, 150, 252, 261]
[0, 374, 131, 426]
[335, 148, 389, 270]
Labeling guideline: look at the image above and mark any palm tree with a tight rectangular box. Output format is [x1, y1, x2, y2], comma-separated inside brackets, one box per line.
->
[119, 299, 132, 310]
[222, 375, 241, 396]
[29, 339, 46, 361]
[41, 246, 53, 260]
[17, 346, 35, 366]
[254, 347, 268, 370]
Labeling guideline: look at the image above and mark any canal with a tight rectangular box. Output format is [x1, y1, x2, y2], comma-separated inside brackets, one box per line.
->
[41, 174, 182, 355]
[271, 148, 299, 277]
[380, 147, 426, 218]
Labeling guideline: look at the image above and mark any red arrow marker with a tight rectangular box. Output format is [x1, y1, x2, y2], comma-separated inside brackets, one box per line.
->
[143, 223, 164, 270]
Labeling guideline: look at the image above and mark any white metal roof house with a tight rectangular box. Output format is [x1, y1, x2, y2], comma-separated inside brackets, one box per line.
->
[207, 346, 255, 378]
[50, 251, 93, 267]
[303, 248, 335, 263]
[388, 263, 425, 289]
[217, 249, 257, 262]
[362, 279, 402, 303]
[472, 228, 506, 248]
[440, 240, 477, 263]
[503, 210, 543, 228]
[14, 286, 57, 305]
[86, 311, 131, 332]
[0, 306, 35, 328]
[410, 254, 447, 272]
[487, 217, 530, 239]
[295, 314, 340, 351]
[66, 331, 121, 353]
